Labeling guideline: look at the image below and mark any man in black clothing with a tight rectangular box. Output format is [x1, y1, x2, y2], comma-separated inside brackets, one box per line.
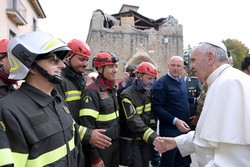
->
[119, 62, 163, 167]
[181, 63, 201, 129]
[0, 32, 111, 166]
[56, 39, 90, 122]
[152, 56, 191, 167]
[79, 51, 120, 167]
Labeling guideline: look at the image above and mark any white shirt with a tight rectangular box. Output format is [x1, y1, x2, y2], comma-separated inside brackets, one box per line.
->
[175, 64, 250, 167]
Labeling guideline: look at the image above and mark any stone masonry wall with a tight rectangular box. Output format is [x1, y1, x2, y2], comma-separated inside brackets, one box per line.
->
[86, 11, 183, 78]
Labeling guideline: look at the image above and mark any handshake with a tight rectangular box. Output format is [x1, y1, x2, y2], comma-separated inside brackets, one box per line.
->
[153, 136, 177, 153]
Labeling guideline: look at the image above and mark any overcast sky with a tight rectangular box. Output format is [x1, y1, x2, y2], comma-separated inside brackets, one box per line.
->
[38, 0, 250, 49]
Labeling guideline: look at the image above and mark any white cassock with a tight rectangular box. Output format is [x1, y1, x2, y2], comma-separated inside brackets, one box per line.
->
[175, 64, 250, 167]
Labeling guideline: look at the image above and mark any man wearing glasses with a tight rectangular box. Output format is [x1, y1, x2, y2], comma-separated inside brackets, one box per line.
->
[0, 32, 111, 166]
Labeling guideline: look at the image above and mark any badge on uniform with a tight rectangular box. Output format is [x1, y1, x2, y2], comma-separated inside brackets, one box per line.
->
[100, 91, 109, 99]
[62, 106, 70, 114]
[83, 96, 92, 103]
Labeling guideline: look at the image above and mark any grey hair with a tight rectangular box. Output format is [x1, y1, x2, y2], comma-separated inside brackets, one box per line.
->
[200, 43, 228, 63]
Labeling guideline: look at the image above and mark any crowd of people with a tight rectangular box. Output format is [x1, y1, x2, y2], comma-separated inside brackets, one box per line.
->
[0, 31, 250, 167]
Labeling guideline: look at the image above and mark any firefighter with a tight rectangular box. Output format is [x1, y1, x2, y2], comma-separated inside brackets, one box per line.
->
[56, 39, 90, 123]
[79, 51, 120, 167]
[119, 62, 163, 167]
[0, 39, 16, 98]
[0, 31, 111, 166]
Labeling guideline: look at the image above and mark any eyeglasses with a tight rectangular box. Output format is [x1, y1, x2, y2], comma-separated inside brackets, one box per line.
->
[46, 53, 61, 65]
[94, 56, 119, 63]
[36, 52, 61, 65]
[0, 53, 7, 61]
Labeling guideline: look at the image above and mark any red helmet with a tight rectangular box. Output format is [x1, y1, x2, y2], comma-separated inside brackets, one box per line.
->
[137, 62, 158, 77]
[0, 39, 10, 53]
[93, 51, 119, 68]
[67, 39, 91, 58]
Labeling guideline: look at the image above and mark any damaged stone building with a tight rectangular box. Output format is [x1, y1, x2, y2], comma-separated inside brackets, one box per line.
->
[86, 4, 183, 78]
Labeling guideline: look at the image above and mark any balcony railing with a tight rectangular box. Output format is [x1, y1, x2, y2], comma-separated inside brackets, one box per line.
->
[6, 0, 27, 25]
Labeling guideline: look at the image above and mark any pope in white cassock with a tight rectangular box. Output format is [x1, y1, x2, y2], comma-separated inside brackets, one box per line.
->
[155, 41, 250, 167]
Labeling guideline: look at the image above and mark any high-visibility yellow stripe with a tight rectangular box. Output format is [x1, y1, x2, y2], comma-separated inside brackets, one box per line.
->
[12, 152, 28, 167]
[66, 96, 81, 102]
[122, 98, 136, 119]
[136, 103, 151, 114]
[65, 90, 82, 95]
[0, 148, 14, 166]
[78, 126, 87, 140]
[44, 38, 61, 50]
[96, 110, 119, 122]
[65, 90, 82, 102]
[136, 106, 143, 114]
[144, 103, 151, 112]
[26, 136, 75, 167]
[143, 128, 154, 143]
[79, 108, 99, 118]
[150, 119, 156, 124]
[9, 54, 19, 71]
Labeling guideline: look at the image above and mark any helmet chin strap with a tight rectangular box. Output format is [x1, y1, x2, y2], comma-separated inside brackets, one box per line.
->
[33, 63, 63, 84]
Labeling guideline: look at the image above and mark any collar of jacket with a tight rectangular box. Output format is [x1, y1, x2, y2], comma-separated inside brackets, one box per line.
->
[63, 65, 86, 90]
[95, 75, 116, 91]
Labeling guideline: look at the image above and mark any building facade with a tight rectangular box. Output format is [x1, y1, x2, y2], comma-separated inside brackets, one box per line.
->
[86, 4, 183, 78]
[0, 0, 45, 39]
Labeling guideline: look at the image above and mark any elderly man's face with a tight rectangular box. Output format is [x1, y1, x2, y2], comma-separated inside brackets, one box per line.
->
[168, 57, 183, 78]
[190, 49, 210, 83]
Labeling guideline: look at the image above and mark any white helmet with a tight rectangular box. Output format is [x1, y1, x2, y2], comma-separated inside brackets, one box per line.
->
[7, 31, 70, 80]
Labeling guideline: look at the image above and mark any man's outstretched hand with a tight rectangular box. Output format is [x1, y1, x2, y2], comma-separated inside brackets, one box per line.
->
[154, 137, 177, 153]
[90, 129, 112, 149]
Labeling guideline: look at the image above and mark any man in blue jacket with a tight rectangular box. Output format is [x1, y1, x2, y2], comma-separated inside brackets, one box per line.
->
[152, 56, 191, 167]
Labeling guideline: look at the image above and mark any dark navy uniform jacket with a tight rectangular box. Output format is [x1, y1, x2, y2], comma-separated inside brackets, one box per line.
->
[0, 83, 91, 166]
[56, 65, 86, 123]
[185, 76, 201, 116]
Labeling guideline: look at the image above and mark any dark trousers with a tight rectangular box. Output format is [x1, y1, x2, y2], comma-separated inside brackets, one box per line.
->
[159, 128, 191, 167]
[99, 139, 119, 167]
[129, 141, 151, 167]
[150, 146, 161, 167]
[160, 147, 191, 167]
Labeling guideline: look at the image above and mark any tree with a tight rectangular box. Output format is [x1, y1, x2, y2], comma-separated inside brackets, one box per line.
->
[223, 39, 249, 70]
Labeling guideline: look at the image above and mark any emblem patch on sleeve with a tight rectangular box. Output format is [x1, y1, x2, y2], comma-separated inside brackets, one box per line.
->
[83, 96, 92, 103]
